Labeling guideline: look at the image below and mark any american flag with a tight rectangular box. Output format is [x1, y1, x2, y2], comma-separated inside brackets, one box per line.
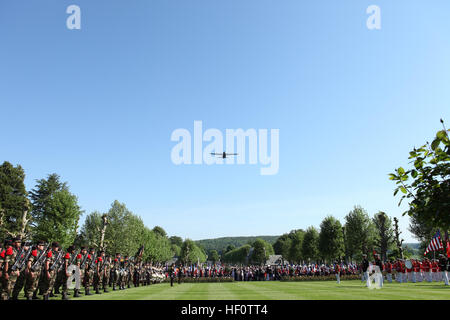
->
[424, 230, 444, 255]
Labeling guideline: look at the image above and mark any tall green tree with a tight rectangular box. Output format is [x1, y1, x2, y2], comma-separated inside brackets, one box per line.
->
[301, 226, 319, 262]
[141, 227, 174, 263]
[319, 216, 344, 262]
[372, 212, 395, 261]
[104, 201, 146, 256]
[272, 233, 292, 258]
[152, 226, 167, 238]
[80, 201, 145, 256]
[78, 211, 103, 248]
[287, 230, 305, 263]
[169, 236, 183, 247]
[208, 250, 220, 263]
[343, 206, 376, 260]
[0, 161, 30, 239]
[251, 238, 274, 265]
[180, 239, 206, 265]
[29, 174, 82, 248]
[389, 119, 450, 234]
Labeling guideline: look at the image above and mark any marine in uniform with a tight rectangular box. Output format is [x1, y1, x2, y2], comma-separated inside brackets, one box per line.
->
[438, 254, 449, 286]
[385, 260, 393, 283]
[374, 254, 383, 287]
[361, 254, 369, 287]
[334, 261, 341, 284]
[422, 258, 431, 282]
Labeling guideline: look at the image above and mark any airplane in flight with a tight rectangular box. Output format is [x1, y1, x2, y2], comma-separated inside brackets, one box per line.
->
[210, 152, 238, 159]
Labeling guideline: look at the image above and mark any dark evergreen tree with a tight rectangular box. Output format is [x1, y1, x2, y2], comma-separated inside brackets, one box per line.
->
[29, 173, 82, 248]
[0, 161, 30, 239]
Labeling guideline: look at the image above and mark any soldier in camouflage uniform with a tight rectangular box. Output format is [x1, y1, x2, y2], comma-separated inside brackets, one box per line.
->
[53, 259, 63, 295]
[11, 241, 32, 300]
[78, 247, 91, 296]
[72, 249, 83, 298]
[84, 248, 96, 295]
[60, 245, 74, 300]
[118, 256, 126, 290]
[133, 260, 141, 287]
[0, 239, 21, 300]
[112, 253, 121, 290]
[40, 242, 61, 300]
[93, 250, 105, 294]
[0, 241, 4, 295]
[120, 256, 130, 290]
[127, 257, 134, 288]
[24, 240, 46, 300]
[109, 256, 114, 287]
[102, 255, 111, 292]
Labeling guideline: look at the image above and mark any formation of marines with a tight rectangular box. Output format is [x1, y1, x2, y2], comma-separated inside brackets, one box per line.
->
[382, 256, 449, 285]
[0, 238, 165, 300]
[359, 253, 450, 286]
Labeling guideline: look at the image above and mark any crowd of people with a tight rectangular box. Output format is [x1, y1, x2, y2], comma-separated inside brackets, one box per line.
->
[0, 238, 165, 300]
[167, 263, 360, 281]
[228, 263, 359, 281]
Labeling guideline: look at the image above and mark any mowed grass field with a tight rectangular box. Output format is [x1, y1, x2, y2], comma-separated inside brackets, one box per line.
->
[70, 280, 450, 300]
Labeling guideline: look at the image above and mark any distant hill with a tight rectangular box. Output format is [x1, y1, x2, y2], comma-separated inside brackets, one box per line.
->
[196, 236, 279, 254]
[403, 242, 422, 258]
[403, 243, 420, 250]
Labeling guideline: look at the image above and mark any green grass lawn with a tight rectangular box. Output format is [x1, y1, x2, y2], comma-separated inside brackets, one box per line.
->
[66, 280, 450, 300]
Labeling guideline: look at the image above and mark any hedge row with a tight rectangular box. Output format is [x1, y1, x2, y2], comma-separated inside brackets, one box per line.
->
[163, 277, 235, 283]
[280, 274, 361, 282]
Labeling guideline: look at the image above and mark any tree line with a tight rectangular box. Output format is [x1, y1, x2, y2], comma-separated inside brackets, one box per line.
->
[273, 208, 399, 263]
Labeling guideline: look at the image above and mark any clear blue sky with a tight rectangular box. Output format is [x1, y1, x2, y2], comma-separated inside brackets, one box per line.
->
[1, 1, 449, 242]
